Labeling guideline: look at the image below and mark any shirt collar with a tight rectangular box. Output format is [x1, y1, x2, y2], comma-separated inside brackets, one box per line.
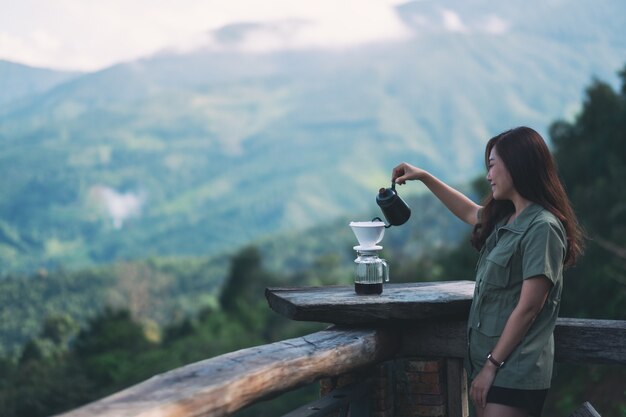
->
[498, 203, 544, 234]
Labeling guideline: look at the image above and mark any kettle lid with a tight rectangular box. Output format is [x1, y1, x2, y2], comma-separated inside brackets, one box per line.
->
[376, 183, 397, 205]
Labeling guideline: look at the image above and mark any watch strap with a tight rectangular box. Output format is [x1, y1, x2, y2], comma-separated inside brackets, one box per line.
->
[487, 352, 505, 368]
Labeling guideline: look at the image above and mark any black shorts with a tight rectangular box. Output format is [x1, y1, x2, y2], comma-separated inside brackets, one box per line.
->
[486, 385, 548, 417]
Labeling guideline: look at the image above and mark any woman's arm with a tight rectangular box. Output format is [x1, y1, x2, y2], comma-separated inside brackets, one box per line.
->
[392, 162, 481, 225]
[469, 276, 552, 409]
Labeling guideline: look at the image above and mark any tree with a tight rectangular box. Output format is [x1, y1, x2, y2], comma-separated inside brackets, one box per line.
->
[41, 314, 79, 345]
[550, 64, 626, 319]
[541, 64, 626, 417]
[219, 246, 274, 314]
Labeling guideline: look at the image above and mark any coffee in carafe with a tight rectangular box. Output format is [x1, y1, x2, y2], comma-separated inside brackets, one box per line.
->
[354, 250, 389, 295]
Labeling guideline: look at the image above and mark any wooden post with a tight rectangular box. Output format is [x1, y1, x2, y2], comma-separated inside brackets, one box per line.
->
[446, 358, 469, 417]
[395, 358, 446, 417]
[320, 357, 471, 417]
[267, 282, 477, 417]
[319, 362, 394, 417]
[371, 362, 394, 417]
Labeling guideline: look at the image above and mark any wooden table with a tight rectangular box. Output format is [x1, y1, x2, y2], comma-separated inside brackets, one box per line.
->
[265, 281, 475, 325]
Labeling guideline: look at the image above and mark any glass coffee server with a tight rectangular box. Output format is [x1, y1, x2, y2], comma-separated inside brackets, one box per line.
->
[349, 221, 390, 295]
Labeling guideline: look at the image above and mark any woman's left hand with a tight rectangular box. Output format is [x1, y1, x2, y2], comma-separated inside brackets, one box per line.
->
[470, 364, 497, 409]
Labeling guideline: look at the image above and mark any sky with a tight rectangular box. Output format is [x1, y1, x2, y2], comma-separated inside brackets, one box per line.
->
[0, 0, 414, 72]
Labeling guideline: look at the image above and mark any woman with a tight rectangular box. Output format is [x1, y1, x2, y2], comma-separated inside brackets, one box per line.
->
[392, 127, 584, 417]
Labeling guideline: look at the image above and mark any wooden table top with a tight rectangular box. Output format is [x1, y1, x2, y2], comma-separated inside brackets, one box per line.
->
[265, 281, 475, 325]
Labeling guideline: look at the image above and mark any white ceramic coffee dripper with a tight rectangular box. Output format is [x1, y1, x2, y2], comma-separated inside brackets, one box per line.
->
[349, 220, 385, 250]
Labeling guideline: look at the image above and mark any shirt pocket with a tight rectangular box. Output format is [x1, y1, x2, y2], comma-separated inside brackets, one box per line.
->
[476, 247, 515, 337]
[483, 248, 514, 288]
[475, 300, 509, 337]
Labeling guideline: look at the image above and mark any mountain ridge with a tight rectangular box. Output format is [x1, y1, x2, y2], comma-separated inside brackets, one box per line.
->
[1, 1, 625, 273]
[0, 60, 82, 108]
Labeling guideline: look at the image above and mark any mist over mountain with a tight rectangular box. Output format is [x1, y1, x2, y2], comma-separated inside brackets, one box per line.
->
[1, 0, 625, 274]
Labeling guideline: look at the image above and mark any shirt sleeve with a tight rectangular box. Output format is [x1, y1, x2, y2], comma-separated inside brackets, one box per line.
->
[520, 220, 567, 284]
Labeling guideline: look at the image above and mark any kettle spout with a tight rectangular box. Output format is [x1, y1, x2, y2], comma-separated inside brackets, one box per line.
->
[372, 216, 392, 228]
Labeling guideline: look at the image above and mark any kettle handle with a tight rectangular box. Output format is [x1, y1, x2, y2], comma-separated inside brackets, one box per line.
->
[372, 216, 392, 229]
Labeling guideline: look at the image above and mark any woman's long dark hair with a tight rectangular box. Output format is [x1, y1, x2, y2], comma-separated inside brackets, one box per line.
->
[470, 127, 584, 267]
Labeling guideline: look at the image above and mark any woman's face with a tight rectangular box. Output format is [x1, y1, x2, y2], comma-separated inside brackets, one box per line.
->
[487, 146, 515, 200]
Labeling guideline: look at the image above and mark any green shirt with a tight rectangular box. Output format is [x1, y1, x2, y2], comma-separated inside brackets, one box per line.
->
[466, 203, 567, 389]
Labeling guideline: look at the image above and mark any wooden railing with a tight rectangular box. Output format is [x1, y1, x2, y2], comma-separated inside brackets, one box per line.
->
[57, 282, 626, 417]
[56, 327, 397, 417]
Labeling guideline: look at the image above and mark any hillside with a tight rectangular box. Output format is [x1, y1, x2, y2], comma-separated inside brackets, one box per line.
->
[0, 190, 470, 356]
[0, 61, 81, 107]
[1, 0, 626, 274]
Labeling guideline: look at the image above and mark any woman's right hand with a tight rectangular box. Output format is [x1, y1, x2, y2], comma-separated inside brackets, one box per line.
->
[392, 162, 427, 185]
[393, 162, 481, 225]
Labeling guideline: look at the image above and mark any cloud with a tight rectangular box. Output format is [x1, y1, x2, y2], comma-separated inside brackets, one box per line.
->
[0, 2, 511, 71]
[178, 2, 413, 54]
[482, 14, 510, 35]
[397, 6, 510, 37]
[0, 0, 412, 71]
[89, 185, 145, 229]
[0, 30, 62, 68]
[441, 9, 467, 33]
[198, 20, 314, 53]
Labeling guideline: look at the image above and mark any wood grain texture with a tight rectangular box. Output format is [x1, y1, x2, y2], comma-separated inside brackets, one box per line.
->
[399, 320, 468, 358]
[56, 327, 399, 417]
[400, 318, 626, 365]
[265, 281, 475, 325]
[446, 358, 469, 417]
[554, 318, 626, 364]
[568, 402, 602, 417]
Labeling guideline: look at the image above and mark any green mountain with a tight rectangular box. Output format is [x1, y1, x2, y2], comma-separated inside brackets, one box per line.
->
[1, 0, 625, 274]
[0, 61, 81, 107]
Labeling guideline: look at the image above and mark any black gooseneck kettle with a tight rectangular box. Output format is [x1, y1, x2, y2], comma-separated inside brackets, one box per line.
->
[375, 182, 411, 228]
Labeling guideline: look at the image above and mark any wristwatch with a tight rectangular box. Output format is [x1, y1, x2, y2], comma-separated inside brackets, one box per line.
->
[487, 352, 505, 369]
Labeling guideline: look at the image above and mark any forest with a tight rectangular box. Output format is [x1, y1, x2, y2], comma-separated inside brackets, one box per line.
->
[1, 66, 625, 417]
